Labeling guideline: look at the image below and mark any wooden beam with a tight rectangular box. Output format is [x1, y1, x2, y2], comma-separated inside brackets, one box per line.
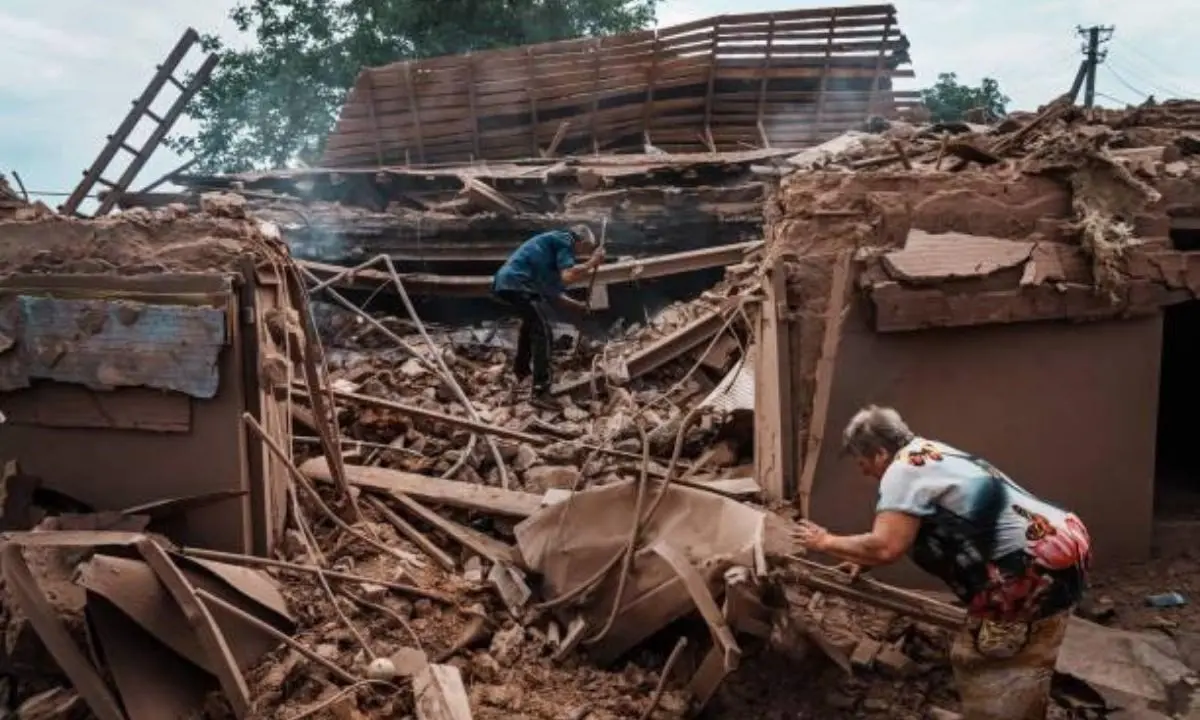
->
[703, 17, 722, 151]
[754, 258, 794, 502]
[545, 120, 570, 157]
[755, 15, 777, 148]
[384, 492, 522, 567]
[297, 241, 762, 298]
[642, 32, 661, 146]
[797, 251, 851, 517]
[363, 72, 385, 166]
[466, 54, 481, 160]
[301, 457, 543, 518]
[403, 63, 426, 164]
[590, 38, 603, 155]
[812, 9, 838, 142]
[867, 15, 894, 117]
[526, 48, 541, 156]
[364, 495, 457, 571]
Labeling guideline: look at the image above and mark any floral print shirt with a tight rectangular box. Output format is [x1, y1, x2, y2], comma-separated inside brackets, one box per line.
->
[876, 438, 1091, 622]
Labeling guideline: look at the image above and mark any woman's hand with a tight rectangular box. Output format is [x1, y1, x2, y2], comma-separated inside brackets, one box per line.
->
[793, 519, 831, 552]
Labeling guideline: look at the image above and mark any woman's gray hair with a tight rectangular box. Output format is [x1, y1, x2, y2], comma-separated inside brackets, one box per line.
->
[842, 405, 915, 458]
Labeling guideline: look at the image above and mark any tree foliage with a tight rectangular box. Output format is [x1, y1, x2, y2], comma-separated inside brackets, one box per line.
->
[919, 72, 1011, 123]
[168, 0, 660, 173]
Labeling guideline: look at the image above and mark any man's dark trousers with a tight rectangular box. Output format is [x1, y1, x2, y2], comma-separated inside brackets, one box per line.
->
[495, 289, 553, 393]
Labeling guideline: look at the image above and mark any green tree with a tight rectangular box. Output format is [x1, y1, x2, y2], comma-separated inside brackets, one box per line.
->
[919, 72, 1011, 123]
[168, 0, 660, 173]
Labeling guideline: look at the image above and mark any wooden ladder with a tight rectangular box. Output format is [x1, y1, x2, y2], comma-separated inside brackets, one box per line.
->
[60, 27, 217, 217]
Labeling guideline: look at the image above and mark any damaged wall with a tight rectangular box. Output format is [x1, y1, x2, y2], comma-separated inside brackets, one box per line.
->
[0, 210, 294, 556]
[811, 301, 1161, 581]
[761, 106, 1200, 567]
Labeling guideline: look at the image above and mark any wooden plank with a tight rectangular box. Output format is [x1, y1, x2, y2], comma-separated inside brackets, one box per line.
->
[387, 491, 522, 567]
[867, 15, 894, 116]
[414, 664, 473, 720]
[3, 384, 191, 433]
[403, 64, 426, 163]
[755, 14, 777, 147]
[719, 5, 893, 24]
[642, 33, 660, 143]
[526, 47, 540, 155]
[703, 17, 721, 150]
[466, 54, 480, 159]
[362, 73, 384, 166]
[797, 252, 851, 517]
[301, 457, 544, 518]
[590, 38, 602, 154]
[364, 495, 457, 571]
[0, 543, 127, 720]
[754, 258, 794, 503]
[813, 9, 838, 141]
[135, 538, 251, 718]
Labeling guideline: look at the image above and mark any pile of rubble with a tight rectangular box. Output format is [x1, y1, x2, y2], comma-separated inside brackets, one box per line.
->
[0, 174, 31, 221]
[7, 91, 1200, 720]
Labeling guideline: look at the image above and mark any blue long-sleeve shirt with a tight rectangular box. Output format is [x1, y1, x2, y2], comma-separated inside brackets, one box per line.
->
[492, 230, 577, 299]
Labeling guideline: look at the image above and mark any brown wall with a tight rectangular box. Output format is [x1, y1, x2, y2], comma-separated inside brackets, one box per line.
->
[808, 300, 1162, 585]
[0, 345, 254, 554]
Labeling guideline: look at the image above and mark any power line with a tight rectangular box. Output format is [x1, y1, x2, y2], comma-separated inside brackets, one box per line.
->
[1103, 64, 1150, 101]
[1110, 38, 1198, 97]
[1095, 91, 1139, 107]
[1106, 51, 1195, 99]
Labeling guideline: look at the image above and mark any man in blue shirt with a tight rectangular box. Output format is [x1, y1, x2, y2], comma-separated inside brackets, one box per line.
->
[492, 225, 604, 405]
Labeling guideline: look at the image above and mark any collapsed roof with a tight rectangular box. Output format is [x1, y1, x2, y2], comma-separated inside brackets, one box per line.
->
[322, 4, 916, 167]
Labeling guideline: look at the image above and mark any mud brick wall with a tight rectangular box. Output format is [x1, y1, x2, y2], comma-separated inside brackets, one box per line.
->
[762, 167, 1180, 574]
[0, 211, 293, 555]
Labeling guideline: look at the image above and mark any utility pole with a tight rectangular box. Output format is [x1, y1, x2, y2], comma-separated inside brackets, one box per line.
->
[1069, 25, 1114, 107]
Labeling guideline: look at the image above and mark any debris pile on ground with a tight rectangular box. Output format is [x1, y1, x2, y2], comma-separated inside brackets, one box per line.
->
[0, 174, 42, 221]
[10, 90, 1200, 720]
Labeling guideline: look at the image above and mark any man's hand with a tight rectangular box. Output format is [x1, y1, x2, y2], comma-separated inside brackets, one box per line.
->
[793, 519, 831, 552]
[833, 562, 865, 582]
[586, 248, 606, 269]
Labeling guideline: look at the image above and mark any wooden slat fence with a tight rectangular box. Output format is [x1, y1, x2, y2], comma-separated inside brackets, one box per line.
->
[321, 4, 917, 167]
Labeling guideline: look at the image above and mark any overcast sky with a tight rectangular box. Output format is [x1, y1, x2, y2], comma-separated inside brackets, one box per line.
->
[2, 0, 1195, 207]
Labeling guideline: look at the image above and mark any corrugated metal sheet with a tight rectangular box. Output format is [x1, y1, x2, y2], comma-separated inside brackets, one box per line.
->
[0, 297, 227, 398]
[699, 355, 754, 414]
[882, 230, 1035, 284]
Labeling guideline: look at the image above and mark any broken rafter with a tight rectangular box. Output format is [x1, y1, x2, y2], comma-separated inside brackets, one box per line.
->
[590, 38, 603, 155]
[812, 9, 839, 143]
[466, 54, 481, 160]
[702, 17, 722, 153]
[290, 384, 695, 475]
[552, 299, 745, 396]
[755, 15, 777, 149]
[788, 557, 966, 629]
[297, 241, 762, 298]
[797, 251, 852, 516]
[526, 47, 541, 156]
[866, 13, 894, 118]
[642, 32, 661, 146]
[301, 457, 544, 518]
[180, 547, 457, 604]
[755, 258, 794, 502]
[363, 72, 385, 166]
[404, 62, 427, 164]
